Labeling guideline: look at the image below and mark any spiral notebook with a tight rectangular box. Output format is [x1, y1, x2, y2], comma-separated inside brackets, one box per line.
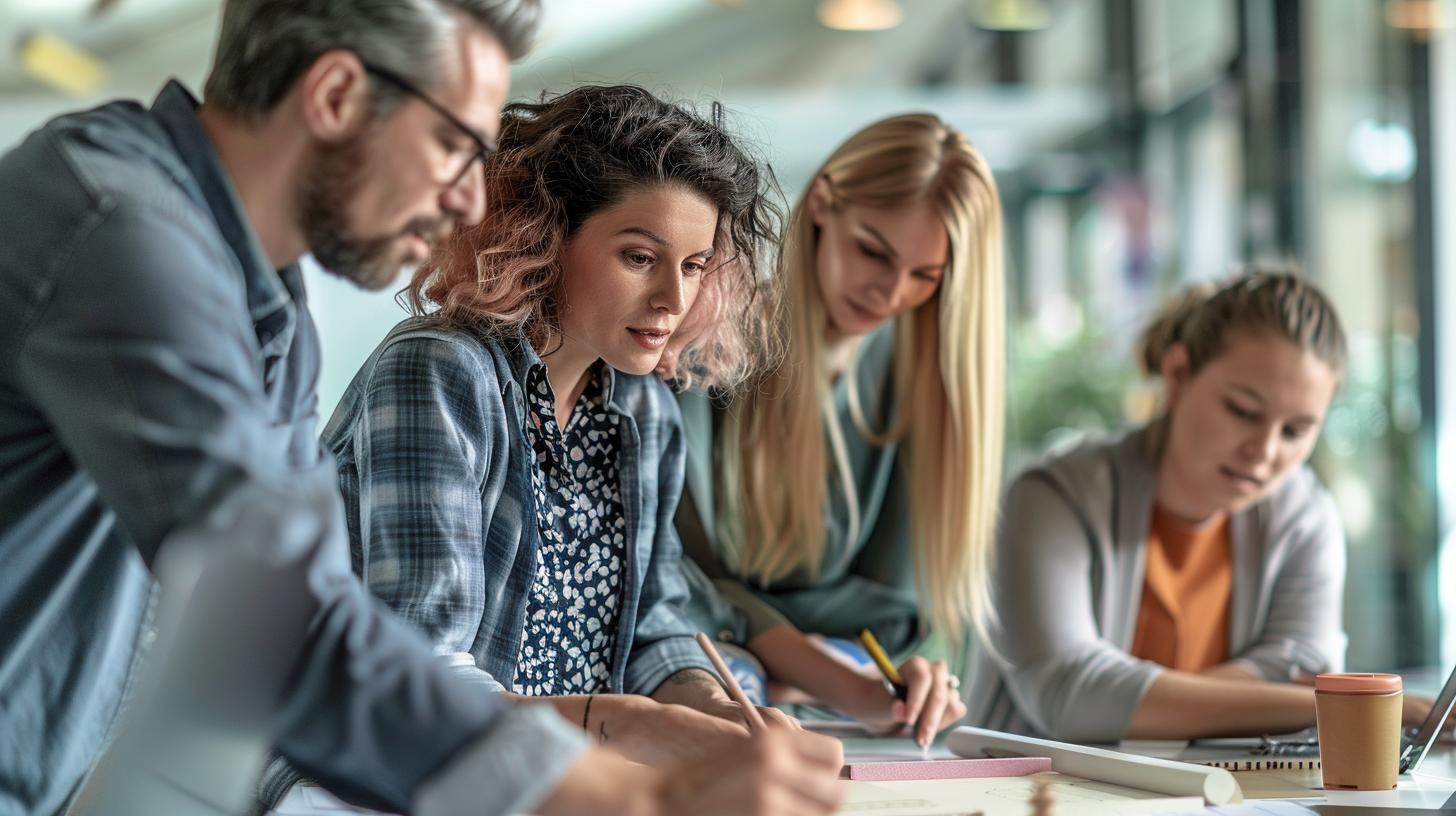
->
[1169, 661, 1456, 776]
[1191, 757, 1321, 772]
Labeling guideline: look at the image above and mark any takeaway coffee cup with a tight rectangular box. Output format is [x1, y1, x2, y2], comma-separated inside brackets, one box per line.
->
[1314, 673, 1403, 790]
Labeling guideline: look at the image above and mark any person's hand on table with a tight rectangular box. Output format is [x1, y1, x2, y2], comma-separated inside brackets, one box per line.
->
[1403, 693, 1436, 727]
[698, 696, 802, 732]
[595, 695, 753, 765]
[647, 727, 845, 816]
[539, 727, 845, 816]
[837, 656, 966, 747]
[1296, 673, 1453, 740]
[649, 666, 803, 733]
[891, 656, 967, 748]
[1402, 692, 1456, 741]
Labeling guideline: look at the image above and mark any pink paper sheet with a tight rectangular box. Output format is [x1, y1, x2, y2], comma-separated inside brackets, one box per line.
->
[840, 756, 1052, 781]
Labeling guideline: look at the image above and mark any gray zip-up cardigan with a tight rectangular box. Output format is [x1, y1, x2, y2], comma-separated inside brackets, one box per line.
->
[969, 425, 1347, 743]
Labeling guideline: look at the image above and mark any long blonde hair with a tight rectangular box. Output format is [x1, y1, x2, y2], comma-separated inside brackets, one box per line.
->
[717, 114, 1006, 644]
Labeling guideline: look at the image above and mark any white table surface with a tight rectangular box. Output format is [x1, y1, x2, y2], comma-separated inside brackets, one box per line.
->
[270, 737, 1456, 814]
[838, 736, 1456, 813]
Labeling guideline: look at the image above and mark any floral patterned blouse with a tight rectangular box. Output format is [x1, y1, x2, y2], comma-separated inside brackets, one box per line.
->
[516, 363, 628, 694]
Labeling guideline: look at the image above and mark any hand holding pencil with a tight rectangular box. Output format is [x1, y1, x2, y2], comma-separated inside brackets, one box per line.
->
[696, 632, 769, 731]
[694, 632, 804, 732]
[859, 629, 967, 750]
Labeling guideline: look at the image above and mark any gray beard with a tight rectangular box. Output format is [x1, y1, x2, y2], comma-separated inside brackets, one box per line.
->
[297, 133, 409, 292]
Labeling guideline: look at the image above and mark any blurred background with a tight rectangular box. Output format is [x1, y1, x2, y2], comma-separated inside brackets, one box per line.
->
[1, 0, 1452, 676]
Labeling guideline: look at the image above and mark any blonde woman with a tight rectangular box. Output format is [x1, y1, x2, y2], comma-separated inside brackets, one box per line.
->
[673, 114, 1005, 747]
[972, 271, 1438, 741]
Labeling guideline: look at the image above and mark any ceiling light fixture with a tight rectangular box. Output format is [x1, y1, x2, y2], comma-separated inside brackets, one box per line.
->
[972, 0, 1051, 31]
[18, 31, 107, 96]
[1385, 0, 1447, 39]
[817, 0, 903, 31]
[8, 0, 93, 13]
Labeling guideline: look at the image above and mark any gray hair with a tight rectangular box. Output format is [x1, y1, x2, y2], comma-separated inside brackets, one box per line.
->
[203, 0, 540, 120]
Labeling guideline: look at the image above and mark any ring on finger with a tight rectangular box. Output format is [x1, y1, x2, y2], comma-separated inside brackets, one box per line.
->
[947, 675, 961, 690]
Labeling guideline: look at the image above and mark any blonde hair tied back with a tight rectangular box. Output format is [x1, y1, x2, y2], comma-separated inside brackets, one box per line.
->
[1136, 266, 1348, 382]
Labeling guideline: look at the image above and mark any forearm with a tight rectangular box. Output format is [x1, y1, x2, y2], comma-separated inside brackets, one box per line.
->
[467, 746, 656, 816]
[650, 668, 733, 710]
[1127, 671, 1315, 739]
[500, 692, 595, 736]
[747, 625, 886, 717]
[501, 692, 666, 754]
[510, 689, 756, 768]
[1200, 662, 1261, 681]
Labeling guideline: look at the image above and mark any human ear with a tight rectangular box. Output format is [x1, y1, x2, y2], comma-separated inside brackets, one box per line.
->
[806, 176, 834, 227]
[297, 50, 372, 143]
[1159, 343, 1192, 406]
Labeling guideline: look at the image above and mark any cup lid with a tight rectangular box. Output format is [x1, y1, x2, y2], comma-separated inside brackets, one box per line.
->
[1315, 672, 1403, 694]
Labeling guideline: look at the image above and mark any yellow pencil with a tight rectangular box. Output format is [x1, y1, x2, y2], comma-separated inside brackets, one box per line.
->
[859, 629, 908, 700]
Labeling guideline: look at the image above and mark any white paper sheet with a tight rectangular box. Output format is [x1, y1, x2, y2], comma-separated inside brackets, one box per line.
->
[839, 773, 1206, 815]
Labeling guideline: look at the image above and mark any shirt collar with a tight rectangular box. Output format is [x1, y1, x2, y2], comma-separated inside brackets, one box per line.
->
[502, 334, 547, 393]
[150, 80, 291, 323]
[598, 364, 619, 405]
[581, 363, 615, 408]
[501, 335, 623, 409]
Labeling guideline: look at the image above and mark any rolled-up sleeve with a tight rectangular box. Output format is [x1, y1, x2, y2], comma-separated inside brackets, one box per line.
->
[990, 473, 1162, 742]
[625, 398, 714, 695]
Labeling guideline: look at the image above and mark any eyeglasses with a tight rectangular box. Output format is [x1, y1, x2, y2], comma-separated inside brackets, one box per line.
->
[361, 63, 498, 189]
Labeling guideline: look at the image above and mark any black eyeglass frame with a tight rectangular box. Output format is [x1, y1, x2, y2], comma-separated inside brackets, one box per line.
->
[361, 62, 498, 188]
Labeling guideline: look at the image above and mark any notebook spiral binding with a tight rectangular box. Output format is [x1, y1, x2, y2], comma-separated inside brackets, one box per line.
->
[1195, 758, 1322, 771]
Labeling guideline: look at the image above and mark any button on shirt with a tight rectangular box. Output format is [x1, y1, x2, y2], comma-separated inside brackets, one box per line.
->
[517, 364, 628, 694]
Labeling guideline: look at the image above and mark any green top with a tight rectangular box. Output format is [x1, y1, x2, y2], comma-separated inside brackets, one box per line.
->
[675, 325, 931, 658]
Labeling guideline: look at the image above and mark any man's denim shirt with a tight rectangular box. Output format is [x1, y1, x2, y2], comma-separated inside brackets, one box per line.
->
[322, 318, 714, 694]
[0, 82, 584, 815]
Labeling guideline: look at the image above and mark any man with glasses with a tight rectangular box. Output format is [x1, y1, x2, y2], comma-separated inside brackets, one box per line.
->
[0, 1, 842, 815]
[365, 62, 500, 181]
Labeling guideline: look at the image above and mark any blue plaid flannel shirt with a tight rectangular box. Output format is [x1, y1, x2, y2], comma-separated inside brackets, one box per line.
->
[322, 317, 713, 696]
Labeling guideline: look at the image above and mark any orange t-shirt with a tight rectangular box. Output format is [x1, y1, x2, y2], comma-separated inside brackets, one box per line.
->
[1130, 505, 1232, 672]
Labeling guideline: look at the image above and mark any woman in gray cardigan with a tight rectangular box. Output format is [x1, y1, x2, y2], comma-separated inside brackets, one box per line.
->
[973, 271, 1411, 743]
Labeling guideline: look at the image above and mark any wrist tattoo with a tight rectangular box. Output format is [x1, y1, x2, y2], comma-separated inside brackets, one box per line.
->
[582, 694, 594, 731]
[597, 721, 609, 745]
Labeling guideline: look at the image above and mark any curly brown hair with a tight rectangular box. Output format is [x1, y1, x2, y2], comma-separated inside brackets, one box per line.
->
[406, 84, 785, 390]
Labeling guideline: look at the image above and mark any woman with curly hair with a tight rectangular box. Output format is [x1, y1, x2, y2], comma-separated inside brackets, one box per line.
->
[314, 84, 790, 766]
